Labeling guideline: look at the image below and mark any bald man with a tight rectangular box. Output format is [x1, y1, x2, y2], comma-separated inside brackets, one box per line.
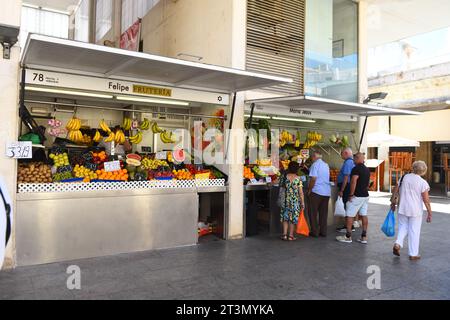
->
[336, 148, 355, 233]
[336, 152, 370, 244]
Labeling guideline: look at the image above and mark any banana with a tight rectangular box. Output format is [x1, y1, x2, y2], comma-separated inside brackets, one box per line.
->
[93, 130, 102, 143]
[140, 118, 150, 131]
[100, 120, 111, 133]
[66, 118, 81, 131]
[160, 131, 176, 144]
[129, 131, 143, 144]
[151, 122, 164, 134]
[104, 132, 115, 143]
[122, 117, 132, 131]
[114, 130, 126, 144]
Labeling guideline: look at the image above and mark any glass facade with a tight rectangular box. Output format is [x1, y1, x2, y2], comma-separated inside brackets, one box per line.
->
[95, 0, 113, 42]
[20, 5, 69, 48]
[121, 0, 160, 33]
[74, 0, 90, 43]
[305, 0, 358, 102]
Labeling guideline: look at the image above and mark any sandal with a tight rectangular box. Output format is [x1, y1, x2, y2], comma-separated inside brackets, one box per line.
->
[288, 236, 297, 241]
[281, 234, 288, 241]
[393, 244, 401, 257]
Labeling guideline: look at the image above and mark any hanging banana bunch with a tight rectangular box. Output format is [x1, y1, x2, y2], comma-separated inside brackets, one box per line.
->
[129, 131, 143, 144]
[139, 118, 151, 131]
[104, 131, 116, 143]
[93, 130, 102, 143]
[99, 120, 111, 133]
[114, 129, 126, 144]
[122, 117, 132, 131]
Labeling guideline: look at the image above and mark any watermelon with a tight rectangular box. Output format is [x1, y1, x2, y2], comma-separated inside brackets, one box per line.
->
[173, 149, 186, 163]
[126, 153, 142, 161]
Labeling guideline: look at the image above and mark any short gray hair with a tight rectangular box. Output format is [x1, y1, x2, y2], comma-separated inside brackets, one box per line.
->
[343, 147, 353, 155]
[412, 161, 427, 176]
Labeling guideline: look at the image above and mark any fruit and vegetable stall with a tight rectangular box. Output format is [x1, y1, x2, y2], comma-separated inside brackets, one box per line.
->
[13, 34, 290, 266]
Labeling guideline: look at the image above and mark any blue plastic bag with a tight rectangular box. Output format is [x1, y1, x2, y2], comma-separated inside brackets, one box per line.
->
[381, 209, 396, 237]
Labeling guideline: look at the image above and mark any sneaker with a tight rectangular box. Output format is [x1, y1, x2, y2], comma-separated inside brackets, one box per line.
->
[353, 221, 361, 229]
[337, 226, 355, 233]
[357, 237, 368, 244]
[336, 235, 352, 243]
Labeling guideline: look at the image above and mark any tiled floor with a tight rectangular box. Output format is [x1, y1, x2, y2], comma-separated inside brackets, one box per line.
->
[1, 201, 450, 300]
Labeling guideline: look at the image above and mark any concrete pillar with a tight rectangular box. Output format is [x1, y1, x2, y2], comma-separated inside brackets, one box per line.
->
[0, 0, 22, 269]
[358, 0, 369, 154]
[226, 0, 247, 239]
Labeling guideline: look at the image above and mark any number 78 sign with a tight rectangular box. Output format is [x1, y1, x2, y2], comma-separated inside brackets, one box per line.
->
[5, 141, 33, 159]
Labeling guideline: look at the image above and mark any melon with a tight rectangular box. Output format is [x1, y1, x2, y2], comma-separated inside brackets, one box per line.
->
[126, 158, 141, 166]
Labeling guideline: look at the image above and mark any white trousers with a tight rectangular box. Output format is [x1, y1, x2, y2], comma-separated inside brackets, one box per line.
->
[395, 213, 423, 257]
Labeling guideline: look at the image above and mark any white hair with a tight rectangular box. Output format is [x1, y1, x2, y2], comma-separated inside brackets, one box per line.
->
[343, 147, 353, 155]
[412, 161, 427, 176]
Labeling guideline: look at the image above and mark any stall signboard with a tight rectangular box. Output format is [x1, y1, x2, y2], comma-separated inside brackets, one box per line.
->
[104, 160, 121, 172]
[25, 69, 229, 106]
[6, 141, 32, 159]
[245, 104, 358, 122]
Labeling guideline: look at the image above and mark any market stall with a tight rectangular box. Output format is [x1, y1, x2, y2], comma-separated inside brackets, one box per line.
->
[14, 34, 290, 266]
[241, 96, 422, 236]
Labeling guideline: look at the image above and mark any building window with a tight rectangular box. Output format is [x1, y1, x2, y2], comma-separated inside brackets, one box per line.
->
[96, 0, 113, 41]
[20, 5, 70, 48]
[305, 0, 358, 102]
[121, 0, 159, 33]
[74, 0, 90, 42]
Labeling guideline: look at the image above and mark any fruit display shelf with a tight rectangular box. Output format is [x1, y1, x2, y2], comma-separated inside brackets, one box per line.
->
[17, 179, 226, 193]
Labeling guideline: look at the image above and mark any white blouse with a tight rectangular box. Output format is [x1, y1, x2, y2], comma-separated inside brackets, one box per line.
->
[398, 174, 430, 217]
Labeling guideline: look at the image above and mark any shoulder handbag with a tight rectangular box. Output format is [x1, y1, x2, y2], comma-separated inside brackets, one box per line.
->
[391, 173, 408, 207]
[277, 176, 286, 207]
[0, 187, 11, 246]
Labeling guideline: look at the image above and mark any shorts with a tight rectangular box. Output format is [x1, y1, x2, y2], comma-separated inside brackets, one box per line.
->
[345, 196, 369, 218]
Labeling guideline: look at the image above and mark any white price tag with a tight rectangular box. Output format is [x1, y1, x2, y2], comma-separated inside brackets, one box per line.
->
[104, 160, 121, 172]
[265, 177, 272, 183]
[250, 178, 258, 184]
[6, 141, 33, 159]
[156, 151, 167, 160]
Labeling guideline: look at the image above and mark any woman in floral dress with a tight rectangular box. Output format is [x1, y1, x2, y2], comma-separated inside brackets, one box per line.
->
[280, 161, 305, 241]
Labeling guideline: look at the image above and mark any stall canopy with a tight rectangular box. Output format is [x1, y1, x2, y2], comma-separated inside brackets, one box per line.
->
[368, 132, 420, 148]
[20, 34, 292, 93]
[246, 95, 423, 116]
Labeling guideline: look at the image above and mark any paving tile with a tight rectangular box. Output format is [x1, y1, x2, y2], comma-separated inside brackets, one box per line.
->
[0, 277, 35, 299]
[72, 276, 138, 299]
[108, 282, 179, 300]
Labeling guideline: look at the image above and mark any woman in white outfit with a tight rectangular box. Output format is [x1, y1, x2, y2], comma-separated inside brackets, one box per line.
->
[390, 161, 432, 260]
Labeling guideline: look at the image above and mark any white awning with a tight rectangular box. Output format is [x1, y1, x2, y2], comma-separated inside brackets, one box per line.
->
[246, 95, 423, 116]
[367, 132, 420, 148]
[21, 34, 292, 93]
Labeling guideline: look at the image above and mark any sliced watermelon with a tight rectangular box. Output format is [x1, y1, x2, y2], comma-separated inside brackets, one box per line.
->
[173, 149, 186, 163]
[126, 153, 142, 161]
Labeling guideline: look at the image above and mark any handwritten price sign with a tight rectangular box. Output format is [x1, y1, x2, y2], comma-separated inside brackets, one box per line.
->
[104, 160, 121, 172]
[6, 142, 33, 159]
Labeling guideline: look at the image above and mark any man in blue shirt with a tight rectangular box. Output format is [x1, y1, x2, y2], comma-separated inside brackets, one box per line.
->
[307, 151, 331, 237]
[336, 148, 355, 233]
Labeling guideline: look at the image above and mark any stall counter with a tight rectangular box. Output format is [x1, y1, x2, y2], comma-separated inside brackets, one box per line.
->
[16, 188, 199, 266]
